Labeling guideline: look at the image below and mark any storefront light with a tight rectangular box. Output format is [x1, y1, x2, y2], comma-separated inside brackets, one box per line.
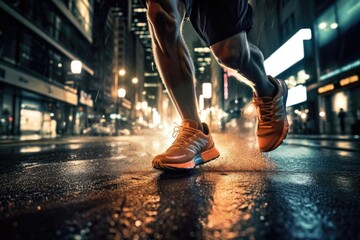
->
[333, 92, 348, 112]
[71, 60, 82, 74]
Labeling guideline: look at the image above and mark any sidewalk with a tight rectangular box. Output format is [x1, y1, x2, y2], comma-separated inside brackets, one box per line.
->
[284, 134, 360, 152]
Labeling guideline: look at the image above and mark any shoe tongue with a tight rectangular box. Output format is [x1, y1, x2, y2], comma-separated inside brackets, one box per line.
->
[181, 119, 199, 129]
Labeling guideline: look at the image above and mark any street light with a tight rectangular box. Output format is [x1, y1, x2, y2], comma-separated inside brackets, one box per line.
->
[118, 88, 126, 98]
[70, 60, 82, 135]
[131, 77, 138, 84]
[119, 68, 126, 76]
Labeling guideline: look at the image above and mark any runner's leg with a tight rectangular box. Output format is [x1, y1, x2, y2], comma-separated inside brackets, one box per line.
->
[145, 0, 202, 129]
[210, 32, 275, 98]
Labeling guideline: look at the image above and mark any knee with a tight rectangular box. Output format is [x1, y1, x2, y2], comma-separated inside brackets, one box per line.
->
[215, 45, 250, 70]
[147, 2, 180, 38]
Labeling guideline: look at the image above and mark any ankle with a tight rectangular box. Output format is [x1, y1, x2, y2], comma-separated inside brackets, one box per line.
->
[182, 118, 203, 131]
[256, 81, 276, 98]
[198, 123, 204, 132]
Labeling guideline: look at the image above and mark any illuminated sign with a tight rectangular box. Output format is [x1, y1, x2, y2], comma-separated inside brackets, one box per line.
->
[224, 73, 228, 100]
[0, 63, 77, 105]
[286, 85, 307, 107]
[320, 59, 360, 81]
[318, 84, 335, 94]
[339, 75, 359, 86]
[202, 83, 212, 99]
[264, 29, 312, 77]
[79, 90, 93, 107]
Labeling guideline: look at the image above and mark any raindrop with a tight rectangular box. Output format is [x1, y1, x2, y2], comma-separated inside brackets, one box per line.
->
[105, 35, 109, 45]
[94, 90, 99, 102]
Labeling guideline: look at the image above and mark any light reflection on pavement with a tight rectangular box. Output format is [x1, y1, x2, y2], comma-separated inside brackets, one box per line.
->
[0, 130, 359, 239]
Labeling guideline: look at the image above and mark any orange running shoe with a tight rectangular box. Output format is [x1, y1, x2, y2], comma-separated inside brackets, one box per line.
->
[253, 76, 289, 152]
[152, 120, 220, 171]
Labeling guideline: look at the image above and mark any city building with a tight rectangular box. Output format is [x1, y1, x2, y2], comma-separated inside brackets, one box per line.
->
[0, 0, 95, 137]
[248, 0, 360, 135]
[310, 0, 360, 134]
[90, 0, 148, 133]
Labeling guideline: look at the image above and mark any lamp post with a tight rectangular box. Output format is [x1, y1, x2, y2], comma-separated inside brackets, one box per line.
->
[115, 68, 126, 135]
[116, 87, 126, 135]
[70, 60, 82, 135]
[131, 77, 138, 122]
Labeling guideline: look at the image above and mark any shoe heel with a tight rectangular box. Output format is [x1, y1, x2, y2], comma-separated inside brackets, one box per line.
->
[194, 148, 220, 166]
[201, 147, 220, 162]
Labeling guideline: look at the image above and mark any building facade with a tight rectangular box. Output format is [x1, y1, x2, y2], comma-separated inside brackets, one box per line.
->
[311, 0, 360, 134]
[0, 0, 95, 137]
[249, 0, 360, 135]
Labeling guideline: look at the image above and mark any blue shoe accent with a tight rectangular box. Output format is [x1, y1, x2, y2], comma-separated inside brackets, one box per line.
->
[194, 154, 205, 166]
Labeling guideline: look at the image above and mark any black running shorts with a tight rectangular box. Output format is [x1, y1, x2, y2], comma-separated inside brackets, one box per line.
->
[141, 0, 253, 46]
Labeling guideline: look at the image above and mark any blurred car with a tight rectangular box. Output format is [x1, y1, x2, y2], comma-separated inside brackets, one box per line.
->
[83, 122, 115, 136]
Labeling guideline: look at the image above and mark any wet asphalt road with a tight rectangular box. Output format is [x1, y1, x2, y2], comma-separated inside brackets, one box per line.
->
[0, 130, 360, 240]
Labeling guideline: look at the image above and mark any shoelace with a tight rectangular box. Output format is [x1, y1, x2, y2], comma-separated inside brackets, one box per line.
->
[170, 123, 197, 148]
[254, 99, 274, 129]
